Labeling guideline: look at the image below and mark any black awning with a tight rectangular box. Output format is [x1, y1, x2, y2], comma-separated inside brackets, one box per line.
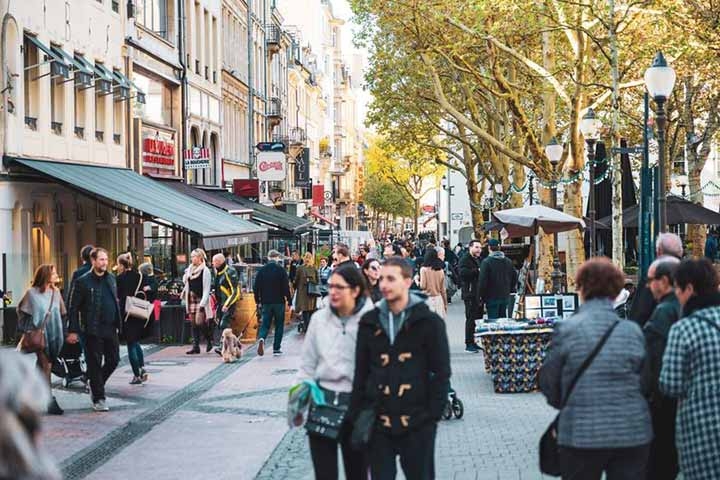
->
[158, 180, 253, 215]
[25, 34, 69, 79]
[8, 157, 267, 249]
[213, 192, 314, 233]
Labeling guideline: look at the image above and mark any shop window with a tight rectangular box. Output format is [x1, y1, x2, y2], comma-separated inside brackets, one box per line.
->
[32, 202, 49, 270]
[23, 36, 40, 130]
[133, 72, 172, 125]
[75, 85, 86, 139]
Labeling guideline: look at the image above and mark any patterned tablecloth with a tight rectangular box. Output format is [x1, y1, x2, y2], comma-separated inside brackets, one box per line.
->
[476, 328, 554, 394]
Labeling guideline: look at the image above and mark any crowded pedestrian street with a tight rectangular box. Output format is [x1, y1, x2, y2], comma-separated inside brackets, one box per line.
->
[34, 302, 555, 480]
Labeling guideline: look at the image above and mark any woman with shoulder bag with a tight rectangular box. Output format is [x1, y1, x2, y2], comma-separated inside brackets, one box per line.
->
[16, 264, 67, 415]
[295, 252, 319, 331]
[295, 264, 375, 480]
[538, 258, 652, 480]
[116, 254, 149, 385]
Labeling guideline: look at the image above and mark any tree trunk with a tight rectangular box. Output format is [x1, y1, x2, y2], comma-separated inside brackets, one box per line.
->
[608, 0, 624, 268]
[688, 168, 705, 257]
[414, 198, 420, 236]
[536, 186, 555, 291]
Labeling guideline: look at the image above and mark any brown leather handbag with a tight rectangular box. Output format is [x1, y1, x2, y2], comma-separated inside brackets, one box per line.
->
[19, 289, 55, 353]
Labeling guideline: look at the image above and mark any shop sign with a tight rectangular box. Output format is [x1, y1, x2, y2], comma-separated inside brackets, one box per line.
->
[294, 148, 311, 188]
[142, 132, 175, 171]
[312, 185, 325, 207]
[257, 151, 286, 181]
[184, 147, 211, 170]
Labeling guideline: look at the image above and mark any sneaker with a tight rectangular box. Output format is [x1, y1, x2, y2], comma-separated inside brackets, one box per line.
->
[130, 376, 143, 385]
[186, 346, 200, 355]
[92, 400, 110, 412]
[47, 396, 64, 416]
[257, 338, 265, 357]
[273, 349, 283, 356]
[214, 347, 222, 356]
[465, 344, 480, 353]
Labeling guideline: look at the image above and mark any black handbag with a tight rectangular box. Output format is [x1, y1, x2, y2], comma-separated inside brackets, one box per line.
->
[305, 387, 350, 440]
[307, 281, 322, 298]
[539, 320, 620, 476]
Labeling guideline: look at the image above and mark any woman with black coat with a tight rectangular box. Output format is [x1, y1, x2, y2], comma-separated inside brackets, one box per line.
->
[116, 254, 149, 385]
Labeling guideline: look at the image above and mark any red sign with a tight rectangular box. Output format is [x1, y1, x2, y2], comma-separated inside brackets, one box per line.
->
[233, 179, 259, 198]
[143, 137, 175, 166]
[312, 185, 325, 207]
[259, 161, 283, 172]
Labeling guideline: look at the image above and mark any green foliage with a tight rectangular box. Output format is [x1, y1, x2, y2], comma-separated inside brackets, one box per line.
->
[363, 174, 414, 218]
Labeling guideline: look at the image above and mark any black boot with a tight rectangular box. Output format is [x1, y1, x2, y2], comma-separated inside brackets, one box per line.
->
[186, 326, 201, 355]
[205, 325, 214, 353]
[47, 396, 64, 415]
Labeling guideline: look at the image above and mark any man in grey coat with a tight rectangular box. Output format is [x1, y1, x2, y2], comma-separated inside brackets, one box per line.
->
[539, 257, 652, 479]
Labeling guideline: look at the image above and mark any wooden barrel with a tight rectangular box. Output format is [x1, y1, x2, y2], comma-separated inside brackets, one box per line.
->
[233, 294, 259, 344]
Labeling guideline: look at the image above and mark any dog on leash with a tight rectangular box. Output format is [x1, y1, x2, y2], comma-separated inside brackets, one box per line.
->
[221, 328, 241, 363]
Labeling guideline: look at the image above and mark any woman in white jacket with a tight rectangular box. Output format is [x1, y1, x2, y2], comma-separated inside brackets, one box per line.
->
[182, 248, 214, 354]
[296, 264, 375, 480]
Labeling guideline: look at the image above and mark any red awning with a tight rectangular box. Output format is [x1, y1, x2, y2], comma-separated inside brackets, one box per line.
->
[310, 208, 337, 227]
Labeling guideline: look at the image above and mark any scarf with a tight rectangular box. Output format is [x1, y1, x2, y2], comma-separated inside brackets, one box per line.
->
[186, 262, 205, 282]
[682, 291, 720, 317]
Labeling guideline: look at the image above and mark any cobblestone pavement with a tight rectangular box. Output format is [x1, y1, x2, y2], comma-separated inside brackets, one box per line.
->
[36, 301, 558, 480]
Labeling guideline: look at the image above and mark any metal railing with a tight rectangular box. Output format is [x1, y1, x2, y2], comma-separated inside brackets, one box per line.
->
[267, 97, 282, 117]
[266, 25, 281, 46]
[289, 127, 306, 144]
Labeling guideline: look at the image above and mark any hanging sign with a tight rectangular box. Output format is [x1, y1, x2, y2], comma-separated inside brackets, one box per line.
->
[142, 130, 176, 172]
[184, 147, 211, 170]
[295, 148, 311, 188]
[257, 151, 286, 181]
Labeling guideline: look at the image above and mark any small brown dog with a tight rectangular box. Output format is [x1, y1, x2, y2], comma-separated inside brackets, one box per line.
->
[221, 328, 241, 363]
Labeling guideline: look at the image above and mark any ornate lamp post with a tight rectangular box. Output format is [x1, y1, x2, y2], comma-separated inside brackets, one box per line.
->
[645, 52, 677, 233]
[580, 108, 602, 257]
[545, 137, 564, 293]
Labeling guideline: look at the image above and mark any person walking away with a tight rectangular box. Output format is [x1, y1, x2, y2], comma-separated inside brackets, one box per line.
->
[630, 233, 683, 326]
[116, 254, 149, 385]
[334, 243, 357, 268]
[289, 250, 304, 286]
[0, 350, 62, 480]
[420, 248, 447, 318]
[254, 250, 292, 356]
[704, 230, 718, 262]
[295, 265, 374, 480]
[350, 256, 451, 480]
[660, 258, 720, 480]
[212, 254, 240, 355]
[67, 248, 122, 412]
[459, 240, 483, 352]
[362, 259, 382, 303]
[478, 239, 517, 320]
[17, 264, 66, 415]
[295, 252, 319, 331]
[181, 249, 214, 354]
[66, 244, 94, 306]
[539, 257, 651, 480]
[643, 258, 682, 480]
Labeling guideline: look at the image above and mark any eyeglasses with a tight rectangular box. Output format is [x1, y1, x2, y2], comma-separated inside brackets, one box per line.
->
[328, 283, 352, 291]
[369, 265, 380, 271]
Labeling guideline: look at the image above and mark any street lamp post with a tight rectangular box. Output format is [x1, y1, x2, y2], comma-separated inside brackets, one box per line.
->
[442, 171, 455, 243]
[545, 137, 564, 293]
[580, 109, 602, 258]
[645, 52, 677, 233]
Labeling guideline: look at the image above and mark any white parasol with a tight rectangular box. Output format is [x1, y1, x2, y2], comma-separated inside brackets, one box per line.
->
[491, 205, 586, 237]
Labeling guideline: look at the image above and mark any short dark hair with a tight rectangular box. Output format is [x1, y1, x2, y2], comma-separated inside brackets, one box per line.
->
[469, 239, 481, 247]
[331, 264, 368, 302]
[575, 257, 624, 300]
[80, 244, 94, 263]
[335, 243, 350, 259]
[90, 247, 108, 260]
[654, 260, 678, 284]
[382, 256, 413, 279]
[674, 258, 719, 297]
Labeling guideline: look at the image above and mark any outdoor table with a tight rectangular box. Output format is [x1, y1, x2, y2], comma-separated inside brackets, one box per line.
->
[475, 322, 555, 394]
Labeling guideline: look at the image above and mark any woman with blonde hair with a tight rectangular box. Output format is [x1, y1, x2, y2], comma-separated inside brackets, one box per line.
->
[294, 252, 319, 332]
[182, 248, 214, 354]
[17, 264, 66, 415]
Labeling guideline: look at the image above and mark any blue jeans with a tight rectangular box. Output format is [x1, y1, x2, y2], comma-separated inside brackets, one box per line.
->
[259, 304, 285, 352]
[485, 298, 510, 320]
[127, 342, 145, 377]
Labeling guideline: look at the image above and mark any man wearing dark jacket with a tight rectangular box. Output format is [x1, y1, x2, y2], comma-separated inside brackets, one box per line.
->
[66, 244, 94, 305]
[478, 239, 517, 320]
[630, 233, 683, 326]
[351, 256, 450, 480]
[458, 240, 483, 352]
[254, 250, 292, 356]
[66, 248, 121, 412]
[644, 257, 682, 480]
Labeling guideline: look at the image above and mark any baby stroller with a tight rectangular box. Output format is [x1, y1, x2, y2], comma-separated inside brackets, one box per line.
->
[51, 341, 87, 389]
[442, 387, 464, 420]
